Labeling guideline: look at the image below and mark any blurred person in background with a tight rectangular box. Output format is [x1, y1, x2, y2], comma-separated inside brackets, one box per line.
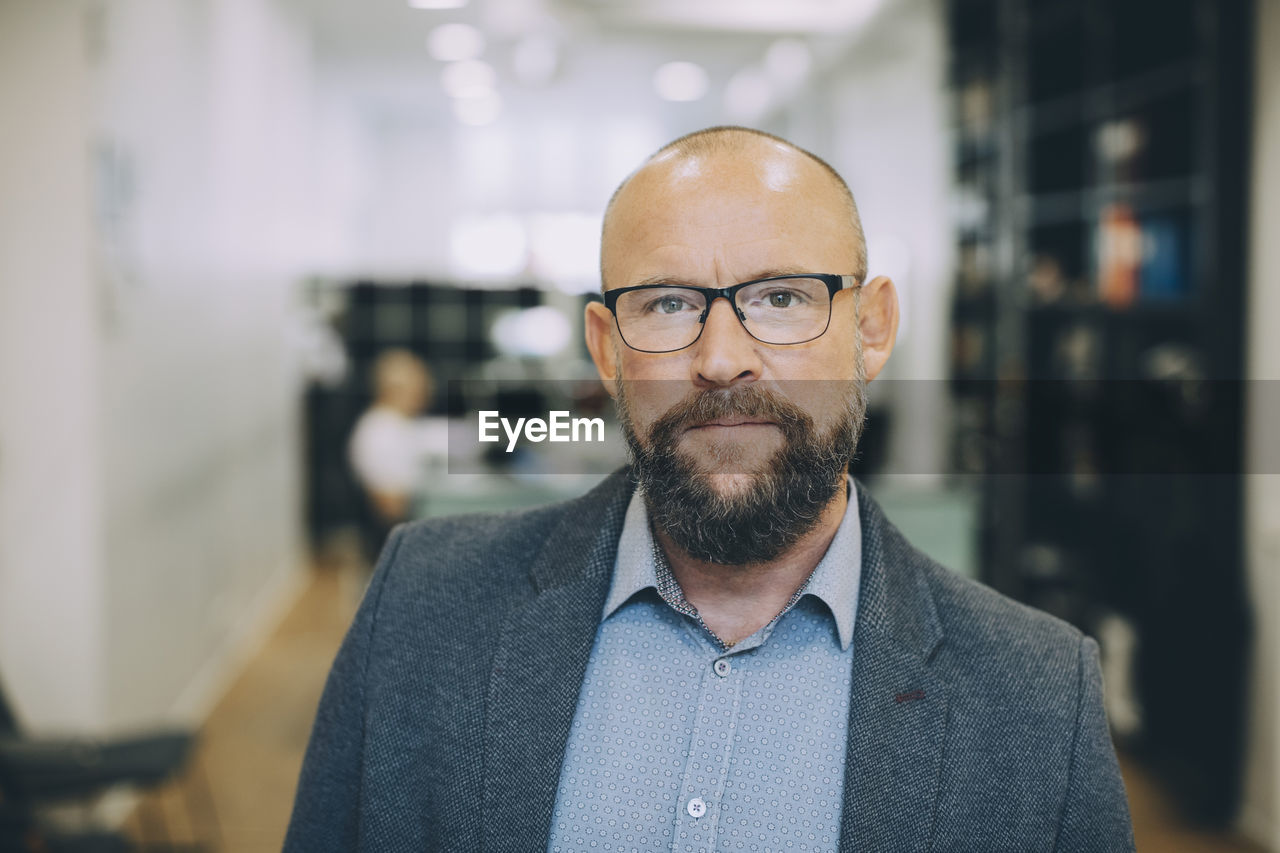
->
[348, 349, 441, 556]
[287, 128, 1134, 851]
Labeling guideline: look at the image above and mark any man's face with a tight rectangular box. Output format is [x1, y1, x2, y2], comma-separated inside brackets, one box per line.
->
[586, 142, 895, 564]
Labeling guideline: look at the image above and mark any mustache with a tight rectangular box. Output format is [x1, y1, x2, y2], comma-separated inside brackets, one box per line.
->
[647, 385, 815, 445]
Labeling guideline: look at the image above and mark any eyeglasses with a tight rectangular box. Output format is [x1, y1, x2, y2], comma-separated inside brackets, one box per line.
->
[602, 273, 861, 354]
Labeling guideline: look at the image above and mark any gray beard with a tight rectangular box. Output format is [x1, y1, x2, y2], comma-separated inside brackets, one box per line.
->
[616, 376, 868, 566]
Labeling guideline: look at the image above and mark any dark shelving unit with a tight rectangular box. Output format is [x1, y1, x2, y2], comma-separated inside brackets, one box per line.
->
[947, 0, 1253, 825]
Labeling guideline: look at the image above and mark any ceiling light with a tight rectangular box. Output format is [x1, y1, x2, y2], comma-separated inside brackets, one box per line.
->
[653, 61, 709, 102]
[441, 60, 497, 98]
[605, 0, 883, 33]
[408, 0, 469, 9]
[427, 23, 484, 62]
[453, 92, 503, 126]
[491, 307, 572, 358]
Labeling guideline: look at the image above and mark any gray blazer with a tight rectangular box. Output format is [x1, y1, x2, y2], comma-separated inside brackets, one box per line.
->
[285, 469, 1135, 851]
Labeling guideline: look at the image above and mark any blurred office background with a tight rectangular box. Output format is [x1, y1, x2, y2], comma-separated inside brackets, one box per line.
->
[1, 0, 1277, 849]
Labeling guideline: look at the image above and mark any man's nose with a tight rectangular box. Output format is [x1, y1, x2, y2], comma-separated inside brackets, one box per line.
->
[690, 297, 763, 387]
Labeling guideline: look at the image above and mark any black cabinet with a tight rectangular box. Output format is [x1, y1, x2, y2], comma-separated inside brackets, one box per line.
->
[946, 0, 1253, 825]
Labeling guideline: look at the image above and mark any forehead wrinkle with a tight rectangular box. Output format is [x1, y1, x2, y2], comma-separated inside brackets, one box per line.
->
[604, 203, 774, 284]
[624, 234, 810, 283]
[609, 205, 853, 290]
[624, 181, 810, 242]
[628, 265, 813, 288]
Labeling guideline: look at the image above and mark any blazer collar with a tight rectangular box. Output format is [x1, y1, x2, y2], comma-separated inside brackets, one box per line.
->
[483, 469, 634, 853]
[837, 482, 948, 852]
[850, 481, 944, 662]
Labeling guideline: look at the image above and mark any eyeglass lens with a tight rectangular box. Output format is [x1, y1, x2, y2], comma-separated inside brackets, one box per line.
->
[614, 277, 832, 352]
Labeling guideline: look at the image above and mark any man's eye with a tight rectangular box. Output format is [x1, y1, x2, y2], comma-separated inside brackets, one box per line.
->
[761, 289, 803, 308]
[647, 294, 694, 314]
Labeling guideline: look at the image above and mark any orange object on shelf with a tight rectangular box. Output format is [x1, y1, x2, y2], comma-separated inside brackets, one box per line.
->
[1097, 203, 1142, 308]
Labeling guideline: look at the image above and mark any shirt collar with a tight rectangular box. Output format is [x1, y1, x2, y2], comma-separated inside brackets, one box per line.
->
[602, 478, 862, 651]
[602, 489, 662, 619]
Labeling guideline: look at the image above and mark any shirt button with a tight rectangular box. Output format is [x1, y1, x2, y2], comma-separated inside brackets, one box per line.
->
[687, 797, 707, 818]
[713, 658, 731, 677]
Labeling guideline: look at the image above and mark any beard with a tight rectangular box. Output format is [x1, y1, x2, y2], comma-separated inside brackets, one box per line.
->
[616, 368, 868, 567]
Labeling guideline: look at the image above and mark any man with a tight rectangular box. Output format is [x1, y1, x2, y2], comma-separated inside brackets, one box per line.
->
[285, 127, 1135, 851]
[348, 349, 446, 558]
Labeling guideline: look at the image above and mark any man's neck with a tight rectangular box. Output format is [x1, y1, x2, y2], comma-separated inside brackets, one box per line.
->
[652, 483, 850, 647]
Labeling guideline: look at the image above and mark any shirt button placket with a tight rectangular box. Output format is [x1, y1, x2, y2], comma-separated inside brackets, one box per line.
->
[673, 650, 739, 851]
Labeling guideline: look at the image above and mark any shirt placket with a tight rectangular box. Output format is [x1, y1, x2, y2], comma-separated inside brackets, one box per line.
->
[672, 641, 743, 852]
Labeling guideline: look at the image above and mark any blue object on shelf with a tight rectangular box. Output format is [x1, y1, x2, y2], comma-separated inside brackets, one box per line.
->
[1140, 216, 1187, 300]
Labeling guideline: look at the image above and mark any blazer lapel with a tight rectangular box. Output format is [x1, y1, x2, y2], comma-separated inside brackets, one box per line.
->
[839, 486, 949, 852]
[483, 470, 634, 853]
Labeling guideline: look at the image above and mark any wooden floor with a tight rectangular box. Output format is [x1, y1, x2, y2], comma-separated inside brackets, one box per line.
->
[123, 566, 359, 852]
[124, 565, 1269, 852]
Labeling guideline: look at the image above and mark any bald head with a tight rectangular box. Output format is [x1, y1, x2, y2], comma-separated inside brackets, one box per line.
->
[601, 126, 867, 289]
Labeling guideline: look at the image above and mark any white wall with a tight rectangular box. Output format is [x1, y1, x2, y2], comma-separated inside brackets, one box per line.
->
[799, 0, 955, 479]
[0, 0, 319, 734]
[0, 0, 106, 731]
[91, 0, 313, 730]
[1240, 0, 1280, 846]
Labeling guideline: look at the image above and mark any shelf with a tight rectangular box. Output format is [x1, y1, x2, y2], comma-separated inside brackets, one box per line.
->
[951, 296, 996, 320]
[1023, 60, 1203, 138]
[1026, 301, 1197, 320]
[1022, 176, 1207, 226]
[945, 3, 1250, 815]
[954, 133, 999, 166]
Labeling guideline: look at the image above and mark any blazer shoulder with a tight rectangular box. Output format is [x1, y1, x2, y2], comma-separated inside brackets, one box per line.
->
[384, 494, 565, 601]
[907, 544, 1087, 694]
[393, 501, 564, 579]
[916, 550, 1085, 671]
[904, 546, 1132, 847]
[923, 556, 1083, 649]
[378, 468, 635, 597]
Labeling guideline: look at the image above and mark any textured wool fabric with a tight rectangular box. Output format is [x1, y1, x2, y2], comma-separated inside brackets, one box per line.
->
[283, 468, 1135, 852]
[547, 486, 860, 851]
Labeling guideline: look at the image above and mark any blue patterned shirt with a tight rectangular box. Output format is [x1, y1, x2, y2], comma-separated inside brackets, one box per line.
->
[548, 481, 862, 851]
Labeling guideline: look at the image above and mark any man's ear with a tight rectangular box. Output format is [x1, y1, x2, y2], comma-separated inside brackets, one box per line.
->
[858, 275, 899, 382]
[584, 300, 620, 397]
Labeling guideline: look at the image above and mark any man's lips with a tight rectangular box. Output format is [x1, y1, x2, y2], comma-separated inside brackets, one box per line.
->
[684, 418, 778, 430]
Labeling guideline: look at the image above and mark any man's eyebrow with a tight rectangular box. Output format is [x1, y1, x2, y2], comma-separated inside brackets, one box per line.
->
[626, 267, 814, 288]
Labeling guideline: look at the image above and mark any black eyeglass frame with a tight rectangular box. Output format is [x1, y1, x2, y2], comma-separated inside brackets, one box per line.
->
[600, 273, 862, 354]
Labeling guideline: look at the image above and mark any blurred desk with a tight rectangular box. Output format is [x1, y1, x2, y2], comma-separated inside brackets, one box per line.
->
[865, 482, 980, 580]
[416, 472, 611, 519]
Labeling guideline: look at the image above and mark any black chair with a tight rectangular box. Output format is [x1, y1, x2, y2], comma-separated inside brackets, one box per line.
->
[0, 677, 196, 852]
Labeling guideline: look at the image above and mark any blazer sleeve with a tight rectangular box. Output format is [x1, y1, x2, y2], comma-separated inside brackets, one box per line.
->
[1053, 635, 1137, 852]
[282, 526, 406, 853]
